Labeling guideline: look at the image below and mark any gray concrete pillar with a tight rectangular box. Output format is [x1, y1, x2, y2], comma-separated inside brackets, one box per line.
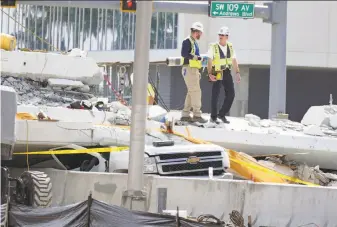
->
[230, 66, 249, 117]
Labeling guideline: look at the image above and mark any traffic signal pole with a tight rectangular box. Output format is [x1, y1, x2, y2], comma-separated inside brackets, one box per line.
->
[121, 1, 152, 211]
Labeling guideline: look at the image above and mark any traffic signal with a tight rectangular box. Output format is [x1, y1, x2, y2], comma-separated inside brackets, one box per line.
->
[1, 0, 16, 8]
[120, 0, 137, 13]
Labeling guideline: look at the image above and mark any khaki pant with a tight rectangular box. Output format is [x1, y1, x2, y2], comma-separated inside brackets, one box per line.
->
[181, 66, 202, 117]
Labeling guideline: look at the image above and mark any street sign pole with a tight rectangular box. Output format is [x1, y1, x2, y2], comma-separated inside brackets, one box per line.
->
[121, 0, 152, 211]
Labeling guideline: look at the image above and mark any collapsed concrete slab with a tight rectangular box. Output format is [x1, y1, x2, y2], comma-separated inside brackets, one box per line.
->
[1, 49, 103, 85]
[168, 110, 337, 170]
[47, 78, 85, 88]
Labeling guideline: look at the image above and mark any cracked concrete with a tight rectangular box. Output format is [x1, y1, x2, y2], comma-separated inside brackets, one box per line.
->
[1, 76, 91, 107]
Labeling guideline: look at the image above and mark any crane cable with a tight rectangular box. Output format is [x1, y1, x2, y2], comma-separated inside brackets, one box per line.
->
[148, 75, 170, 112]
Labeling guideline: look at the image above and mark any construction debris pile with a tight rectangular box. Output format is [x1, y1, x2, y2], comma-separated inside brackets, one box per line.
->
[1, 76, 135, 125]
[244, 111, 337, 137]
[257, 155, 337, 187]
[1, 76, 92, 107]
[107, 101, 131, 125]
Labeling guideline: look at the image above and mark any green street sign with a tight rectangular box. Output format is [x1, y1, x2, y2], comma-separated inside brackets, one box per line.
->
[210, 1, 255, 19]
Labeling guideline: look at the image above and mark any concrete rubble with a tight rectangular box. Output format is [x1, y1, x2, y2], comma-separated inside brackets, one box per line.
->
[301, 105, 337, 127]
[1, 76, 92, 107]
[1, 76, 134, 125]
[244, 109, 337, 137]
[107, 101, 132, 126]
[257, 155, 337, 187]
[294, 165, 337, 187]
[1, 76, 166, 127]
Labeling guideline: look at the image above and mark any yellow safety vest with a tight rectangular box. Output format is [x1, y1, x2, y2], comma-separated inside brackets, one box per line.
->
[212, 42, 234, 72]
[181, 37, 202, 69]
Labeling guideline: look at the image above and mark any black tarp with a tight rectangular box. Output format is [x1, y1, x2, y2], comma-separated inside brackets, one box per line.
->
[8, 197, 223, 227]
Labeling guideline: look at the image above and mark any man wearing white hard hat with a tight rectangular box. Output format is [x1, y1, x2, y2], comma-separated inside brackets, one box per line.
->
[180, 22, 207, 123]
[207, 26, 241, 124]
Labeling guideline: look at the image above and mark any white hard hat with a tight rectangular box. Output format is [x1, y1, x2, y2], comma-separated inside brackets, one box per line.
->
[191, 22, 204, 32]
[218, 26, 230, 36]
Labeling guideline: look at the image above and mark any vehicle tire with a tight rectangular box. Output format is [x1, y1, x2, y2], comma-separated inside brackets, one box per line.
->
[20, 171, 52, 207]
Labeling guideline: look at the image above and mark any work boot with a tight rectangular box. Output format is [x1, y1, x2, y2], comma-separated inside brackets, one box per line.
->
[180, 116, 192, 122]
[210, 117, 220, 124]
[192, 116, 208, 124]
[218, 115, 230, 124]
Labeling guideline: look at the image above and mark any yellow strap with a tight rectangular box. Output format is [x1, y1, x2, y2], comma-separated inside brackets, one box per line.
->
[212, 44, 223, 72]
[213, 44, 220, 62]
[229, 157, 318, 186]
[226, 43, 233, 67]
[14, 146, 129, 155]
[185, 126, 191, 137]
[167, 128, 319, 187]
[189, 37, 195, 55]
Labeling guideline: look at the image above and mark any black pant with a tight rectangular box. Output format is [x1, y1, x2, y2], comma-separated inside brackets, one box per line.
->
[211, 70, 235, 119]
